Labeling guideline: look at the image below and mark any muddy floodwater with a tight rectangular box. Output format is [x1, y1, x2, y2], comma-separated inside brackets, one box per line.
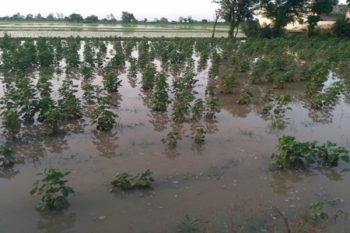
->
[1, 38, 350, 233]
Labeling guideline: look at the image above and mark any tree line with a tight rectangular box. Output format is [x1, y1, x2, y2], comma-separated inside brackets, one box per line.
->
[214, 0, 350, 37]
[0, 12, 211, 24]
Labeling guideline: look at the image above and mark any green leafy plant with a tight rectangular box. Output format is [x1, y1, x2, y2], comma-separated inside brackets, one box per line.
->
[1, 108, 21, 138]
[178, 214, 207, 233]
[134, 169, 154, 188]
[30, 168, 74, 211]
[194, 127, 206, 144]
[142, 64, 156, 91]
[307, 201, 328, 223]
[237, 88, 253, 105]
[111, 169, 154, 190]
[272, 136, 350, 169]
[16, 76, 38, 124]
[80, 63, 93, 80]
[0, 144, 15, 167]
[220, 74, 235, 94]
[151, 73, 169, 112]
[205, 97, 220, 120]
[103, 68, 122, 93]
[37, 38, 54, 67]
[58, 79, 82, 120]
[43, 106, 64, 134]
[91, 96, 117, 131]
[162, 132, 182, 149]
[36, 75, 53, 97]
[111, 172, 132, 190]
[191, 99, 205, 120]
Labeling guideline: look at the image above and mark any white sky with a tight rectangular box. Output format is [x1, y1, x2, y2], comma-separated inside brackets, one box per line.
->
[0, 0, 218, 21]
[0, 0, 347, 21]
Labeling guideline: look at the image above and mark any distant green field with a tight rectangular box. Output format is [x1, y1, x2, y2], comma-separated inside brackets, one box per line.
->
[0, 21, 238, 38]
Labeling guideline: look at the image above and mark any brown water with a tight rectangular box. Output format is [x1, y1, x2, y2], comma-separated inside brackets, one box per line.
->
[1, 41, 350, 233]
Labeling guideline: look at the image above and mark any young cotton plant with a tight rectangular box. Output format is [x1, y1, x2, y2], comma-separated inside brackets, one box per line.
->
[91, 96, 117, 131]
[111, 169, 154, 191]
[30, 168, 75, 211]
[272, 136, 350, 169]
[0, 144, 15, 168]
[194, 127, 207, 144]
[151, 72, 170, 112]
[162, 132, 182, 149]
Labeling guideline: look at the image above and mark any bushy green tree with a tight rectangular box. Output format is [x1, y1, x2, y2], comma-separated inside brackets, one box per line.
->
[307, 0, 338, 35]
[260, 0, 309, 36]
[214, 0, 259, 38]
[121, 11, 136, 23]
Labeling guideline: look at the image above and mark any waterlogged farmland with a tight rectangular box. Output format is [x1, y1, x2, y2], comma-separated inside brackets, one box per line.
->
[0, 23, 231, 38]
[1, 37, 350, 232]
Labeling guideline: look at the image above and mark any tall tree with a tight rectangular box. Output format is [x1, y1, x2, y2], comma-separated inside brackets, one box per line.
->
[85, 15, 99, 23]
[214, 0, 259, 38]
[67, 13, 83, 22]
[307, 0, 338, 35]
[260, 0, 309, 36]
[121, 12, 136, 23]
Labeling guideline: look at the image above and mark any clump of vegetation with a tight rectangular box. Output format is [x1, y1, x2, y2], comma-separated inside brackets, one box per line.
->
[37, 38, 54, 67]
[128, 58, 138, 78]
[171, 73, 197, 123]
[30, 168, 75, 211]
[310, 82, 344, 110]
[91, 96, 117, 131]
[307, 201, 329, 223]
[0, 144, 15, 167]
[332, 17, 350, 38]
[1, 108, 21, 138]
[82, 82, 97, 105]
[191, 99, 205, 120]
[237, 88, 253, 105]
[43, 106, 64, 134]
[103, 68, 122, 93]
[36, 75, 53, 97]
[219, 74, 235, 94]
[64, 38, 80, 68]
[80, 63, 93, 80]
[194, 127, 206, 144]
[274, 200, 330, 233]
[162, 132, 182, 149]
[83, 41, 95, 66]
[151, 73, 169, 112]
[58, 79, 82, 120]
[271, 136, 350, 169]
[142, 64, 156, 91]
[111, 169, 154, 190]
[178, 214, 207, 233]
[205, 97, 220, 120]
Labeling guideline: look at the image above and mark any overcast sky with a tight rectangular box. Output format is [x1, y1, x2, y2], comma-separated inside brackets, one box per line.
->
[0, 0, 347, 21]
[0, 0, 219, 21]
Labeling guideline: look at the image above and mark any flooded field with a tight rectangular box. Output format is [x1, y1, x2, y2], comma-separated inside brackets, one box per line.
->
[0, 23, 231, 38]
[1, 37, 350, 233]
